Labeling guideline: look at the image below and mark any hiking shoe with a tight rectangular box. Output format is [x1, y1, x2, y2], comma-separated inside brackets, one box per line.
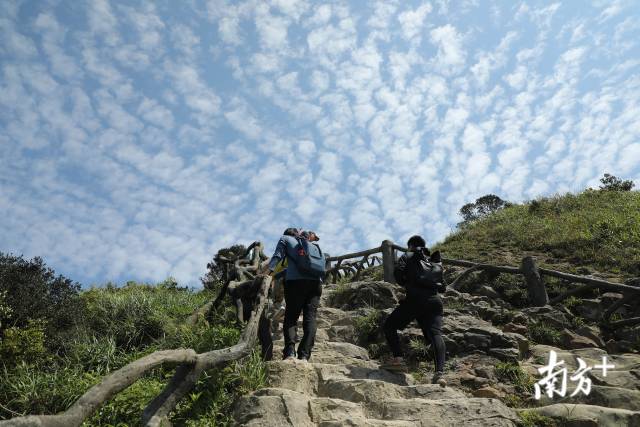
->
[380, 357, 408, 373]
[432, 371, 446, 387]
[283, 354, 296, 362]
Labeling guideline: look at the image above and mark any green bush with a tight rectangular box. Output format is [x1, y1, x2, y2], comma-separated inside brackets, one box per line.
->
[0, 320, 46, 365]
[353, 309, 383, 345]
[0, 253, 83, 341]
[0, 277, 266, 425]
[0, 361, 99, 417]
[437, 190, 640, 277]
[528, 322, 562, 346]
[518, 410, 558, 427]
[495, 361, 535, 394]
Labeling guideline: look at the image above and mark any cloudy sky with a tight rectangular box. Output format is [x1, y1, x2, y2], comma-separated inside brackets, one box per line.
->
[1, 0, 639, 287]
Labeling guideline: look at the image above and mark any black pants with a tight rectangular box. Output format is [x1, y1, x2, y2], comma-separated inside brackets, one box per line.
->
[383, 295, 446, 372]
[283, 279, 322, 360]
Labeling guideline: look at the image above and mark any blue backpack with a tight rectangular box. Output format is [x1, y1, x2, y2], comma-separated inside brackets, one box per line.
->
[290, 237, 326, 279]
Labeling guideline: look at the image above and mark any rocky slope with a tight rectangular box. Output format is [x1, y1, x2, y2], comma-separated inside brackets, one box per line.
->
[234, 280, 640, 426]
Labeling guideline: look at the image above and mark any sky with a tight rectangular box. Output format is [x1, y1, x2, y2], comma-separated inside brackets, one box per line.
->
[1, 0, 639, 287]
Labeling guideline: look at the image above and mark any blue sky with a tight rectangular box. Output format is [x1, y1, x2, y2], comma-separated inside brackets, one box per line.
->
[1, 0, 639, 287]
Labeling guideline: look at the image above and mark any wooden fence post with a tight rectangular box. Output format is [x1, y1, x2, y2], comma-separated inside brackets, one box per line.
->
[381, 240, 396, 284]
[522, 256, 548, 306]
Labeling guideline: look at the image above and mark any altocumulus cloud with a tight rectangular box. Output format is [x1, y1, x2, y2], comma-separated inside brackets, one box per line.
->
[1, 0, 639, 286]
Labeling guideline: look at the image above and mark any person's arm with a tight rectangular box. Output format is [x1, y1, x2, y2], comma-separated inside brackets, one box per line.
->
[268, 237, 287, 273]
[394, 254, 408, 287]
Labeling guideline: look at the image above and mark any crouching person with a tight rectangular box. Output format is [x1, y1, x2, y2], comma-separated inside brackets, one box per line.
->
[382, 235, 447, 386]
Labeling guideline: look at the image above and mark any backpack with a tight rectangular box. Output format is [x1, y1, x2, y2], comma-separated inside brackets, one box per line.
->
[406, 249, 443, 290]
[289, 237, 326, 279]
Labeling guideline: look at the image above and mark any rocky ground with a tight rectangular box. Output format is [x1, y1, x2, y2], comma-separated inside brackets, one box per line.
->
[234, 280, 640, 426]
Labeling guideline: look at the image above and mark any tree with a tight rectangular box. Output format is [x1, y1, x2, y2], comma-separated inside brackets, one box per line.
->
[200, 244, 247, 290]
[0, 253, 82, 336]
[599, 173, 635, 191]
[458, 194, 509, 225]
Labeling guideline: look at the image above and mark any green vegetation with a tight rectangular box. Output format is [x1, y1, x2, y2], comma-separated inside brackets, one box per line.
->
[495, 361, 535, 395]
[528, 322, 563, 346]
[0, 254, 266, 425]
[517, 410, 558, 427]
[436, 189, 640, 277]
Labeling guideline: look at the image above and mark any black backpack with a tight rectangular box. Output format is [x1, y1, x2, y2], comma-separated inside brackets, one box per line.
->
[406, 249, 443, 290]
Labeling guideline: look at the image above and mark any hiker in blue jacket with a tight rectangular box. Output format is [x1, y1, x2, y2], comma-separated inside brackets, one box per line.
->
[268, 230, 325, 361]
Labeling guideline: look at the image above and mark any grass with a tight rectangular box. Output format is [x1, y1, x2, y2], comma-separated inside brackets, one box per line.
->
[435, 190, 640, 278]
[518, 410, 558, 427]
[0, 281, 265, 426]
[495, 361, 535, 395]
[528, 322, 563, 346]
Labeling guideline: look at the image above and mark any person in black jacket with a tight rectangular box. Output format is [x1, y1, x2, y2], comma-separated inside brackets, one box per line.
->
[381, 235, 447, 386]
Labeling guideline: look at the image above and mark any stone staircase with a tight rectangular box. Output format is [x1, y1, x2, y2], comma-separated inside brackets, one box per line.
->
[233, 288, 520, 426]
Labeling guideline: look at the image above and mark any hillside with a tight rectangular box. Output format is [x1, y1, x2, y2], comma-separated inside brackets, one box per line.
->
[435, 189, 640, 280]
[2, 189, 640, 426]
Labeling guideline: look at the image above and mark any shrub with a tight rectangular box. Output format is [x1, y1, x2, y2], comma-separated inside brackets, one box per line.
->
[518, 410, 558, 427]
[201, 244, 248, 290]
[495, 361, 535, 394]
[458, 194, 509, 225]
[0, 320, 46, 365]
[353, 309, 383, 345]
[528, 322, 562, 346]
[0, 253, 83, 340]
[599, 173, 635, 191]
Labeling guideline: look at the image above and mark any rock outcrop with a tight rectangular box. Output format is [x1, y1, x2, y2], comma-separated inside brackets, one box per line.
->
[234, 279, 640, 426]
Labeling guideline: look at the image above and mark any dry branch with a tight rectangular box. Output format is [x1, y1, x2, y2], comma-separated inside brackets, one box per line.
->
[607, 316, 640, 328]
[450, 265, 482, 291]
[549, 283, 598, 305]
[538, 268, 640, 293]
[143, 275, 271, 426]
[0, 350, 198, 427]
[0, 246, 271, 427]
[603, 293, 634, 319]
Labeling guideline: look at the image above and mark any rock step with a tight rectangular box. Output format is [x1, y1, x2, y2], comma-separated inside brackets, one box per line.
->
[234, 388, 519, 426]
[265, 360, 414, 396]
[521, 403, 640, 427]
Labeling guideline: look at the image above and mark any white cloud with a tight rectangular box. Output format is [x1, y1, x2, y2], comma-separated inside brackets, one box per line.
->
[398, 3, 432, 43]
[429, 24, 466, 74]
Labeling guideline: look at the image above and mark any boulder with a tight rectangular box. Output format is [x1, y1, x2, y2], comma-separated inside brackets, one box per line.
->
[331, 281, 400, 310]
[574, 299, 603, 321]
[521, 306, 571, 329]
[502, 323, 528, 335]
[561, 328, 601, 349]
[381, 397, 519, 426]
[477, 285, 501, 299]
[523, 403, 640, 427]
[473, 385, 506, 399]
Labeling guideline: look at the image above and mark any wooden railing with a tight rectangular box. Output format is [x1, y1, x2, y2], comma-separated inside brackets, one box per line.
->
[326, 240, 640, 325]
[3, 239, 639, 425]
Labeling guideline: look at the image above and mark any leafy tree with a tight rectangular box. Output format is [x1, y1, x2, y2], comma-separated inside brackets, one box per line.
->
[201, 244, 247, 290]
[458, 194, 510, 224]
[0, 253, 83, 337]
[599, 173, 635, 191]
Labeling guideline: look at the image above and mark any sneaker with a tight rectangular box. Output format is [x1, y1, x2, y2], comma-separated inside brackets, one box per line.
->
[283, 348, 296, 361]
[380, 357, 408, 373]
[432, 371, 446, 387]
